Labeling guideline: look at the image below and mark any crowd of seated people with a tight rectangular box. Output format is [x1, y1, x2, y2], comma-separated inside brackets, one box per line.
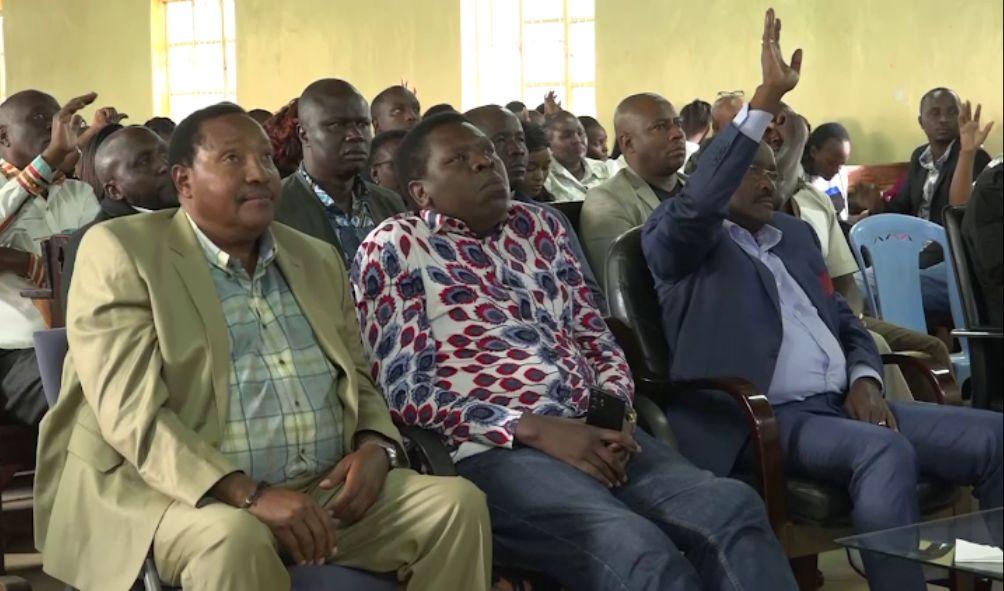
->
[0, 8, 1001, 591]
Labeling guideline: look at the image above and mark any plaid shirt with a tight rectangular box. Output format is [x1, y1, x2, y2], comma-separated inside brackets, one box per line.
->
[187, 214, 344, 484]
[299, 165, 376, 265]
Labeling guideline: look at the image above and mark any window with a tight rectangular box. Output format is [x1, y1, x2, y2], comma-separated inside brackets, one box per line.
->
[461, 0, 596, 115]
[164, 0, 236, 121]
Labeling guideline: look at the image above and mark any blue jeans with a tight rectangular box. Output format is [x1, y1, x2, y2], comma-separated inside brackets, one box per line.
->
[455, 430, 797, 591]
[773, 393, 1004, 591]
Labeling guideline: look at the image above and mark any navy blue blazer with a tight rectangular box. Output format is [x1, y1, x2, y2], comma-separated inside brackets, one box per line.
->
[640, 123, 882, 475]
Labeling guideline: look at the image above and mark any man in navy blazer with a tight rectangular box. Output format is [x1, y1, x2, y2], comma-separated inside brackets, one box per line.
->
[641, 36, 1003, 591]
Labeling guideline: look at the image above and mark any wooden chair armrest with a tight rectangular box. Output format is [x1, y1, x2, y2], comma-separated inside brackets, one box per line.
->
[881, 353, 948, 405]
[639, 376, 788, 534]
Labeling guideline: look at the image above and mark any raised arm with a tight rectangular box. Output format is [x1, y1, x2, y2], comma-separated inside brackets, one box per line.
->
[642, 8, 803, 281]
[949, 101, 994, 206]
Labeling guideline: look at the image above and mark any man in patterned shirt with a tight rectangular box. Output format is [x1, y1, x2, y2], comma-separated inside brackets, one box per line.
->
[352, 112, 796, 590]
[33, 103, 492, 591]
[276, 78, 407, 266]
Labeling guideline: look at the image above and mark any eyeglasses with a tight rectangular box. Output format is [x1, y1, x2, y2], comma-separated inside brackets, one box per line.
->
[716, 90, 745, 99]
[747, 164, 779, 182]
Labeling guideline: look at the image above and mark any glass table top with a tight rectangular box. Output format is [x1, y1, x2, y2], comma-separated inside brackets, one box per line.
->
[837, 508, 1003, 581]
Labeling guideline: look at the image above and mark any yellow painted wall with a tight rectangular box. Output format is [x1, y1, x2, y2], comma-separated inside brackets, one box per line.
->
[3, 0, 1000, 164]
[596, 0, 1004, 163]
[3, 0, 158, 124]
[235, 0, 462, 113]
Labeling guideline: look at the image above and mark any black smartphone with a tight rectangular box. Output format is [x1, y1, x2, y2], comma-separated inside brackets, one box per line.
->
[586, 387, 626, 430]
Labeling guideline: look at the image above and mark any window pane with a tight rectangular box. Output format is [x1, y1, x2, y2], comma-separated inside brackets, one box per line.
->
[223, 0, 236, 39]
[166, 1, 194, 44]
[522, 0, 563, 21]
[168, 45, 196, 94]
[570, 85, 596, 117]
[522, 22, 564, 85]
[193, 44, 225, 93]
[568, 0, 595, 19]
[192, 0, 224, 43]
[568, 21, 595, 83]
[225, 40, 237, 99]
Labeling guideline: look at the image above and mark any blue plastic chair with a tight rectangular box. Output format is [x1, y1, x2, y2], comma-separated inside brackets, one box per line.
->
[847, 214, 970, 388]
[31, 329, 397, 591]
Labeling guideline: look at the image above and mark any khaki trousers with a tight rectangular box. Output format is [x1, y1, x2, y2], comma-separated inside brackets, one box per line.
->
[153, 469, 492, 591]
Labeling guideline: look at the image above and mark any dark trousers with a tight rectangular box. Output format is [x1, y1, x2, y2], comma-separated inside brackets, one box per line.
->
[456, 430, 798, 591]
[773, 393, 1004, 591]
[0, 347, 46, 426]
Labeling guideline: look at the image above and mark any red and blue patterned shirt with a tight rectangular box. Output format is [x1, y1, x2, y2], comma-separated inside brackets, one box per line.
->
[351, 202, 634, 451]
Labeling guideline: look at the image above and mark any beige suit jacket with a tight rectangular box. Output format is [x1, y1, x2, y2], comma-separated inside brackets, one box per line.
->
[580, 165, 685, 289]
[33, 209, 401, 590]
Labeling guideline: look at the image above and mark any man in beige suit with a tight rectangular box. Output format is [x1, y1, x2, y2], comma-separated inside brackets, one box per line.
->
[33, 103, 492, 591]
[580, 94, 688, 288]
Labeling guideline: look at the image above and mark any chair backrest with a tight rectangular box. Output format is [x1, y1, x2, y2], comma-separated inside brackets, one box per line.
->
[32, 328, 68, 408]
[848, 214, 964, 333]
[550, 200, 583, 238]
[942, 205, 987, 329]
[44, 234, 72, 327]
[605, 226, 670, 379]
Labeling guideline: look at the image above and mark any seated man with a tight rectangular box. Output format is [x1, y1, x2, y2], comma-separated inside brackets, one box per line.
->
[580, 93, 687, 288]
[368, 129, 408, 196]
[684, 92, 744, 176]
[464, 104, 607, 314]
[679, 98, 711, 168]
[144, 116, 176, 142]
[371, 85, 421, 134]
[642, 24, 1002, 591]
[62, 125, 180, 307]
[351, 111, 797, 589]
[276, 79, 406, 266]
[543, 110, 612, 201]
[0, 90, 100, 426]
[33, 104, 491, 591]
[578, 115, 610, 161]
[963, 158, 1003, 327]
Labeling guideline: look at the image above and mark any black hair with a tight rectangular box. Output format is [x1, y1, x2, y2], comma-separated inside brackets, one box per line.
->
[522, 121, 550, 153]
[78, 123, 125, 199]
[919, 87, 959, 116]
[395, 112, 470, 188]
[423, 103, 457, 118]
[578, 115, 603, 133]
[801, 122, 851, 170]
[144, 116, 176, 139]
[505, 101, 527, 113]
[168, 103, 247, 167]
[369, 129, 409, 166]
[680, 99, 712, 137]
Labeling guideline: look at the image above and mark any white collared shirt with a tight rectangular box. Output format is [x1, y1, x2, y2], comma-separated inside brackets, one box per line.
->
[544, 157, 612, 202]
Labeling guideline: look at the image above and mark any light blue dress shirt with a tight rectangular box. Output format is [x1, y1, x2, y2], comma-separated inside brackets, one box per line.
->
[723, 221, 882, 405]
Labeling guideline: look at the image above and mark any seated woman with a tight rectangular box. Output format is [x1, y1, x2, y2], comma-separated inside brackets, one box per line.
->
[802, 121, 853, 220]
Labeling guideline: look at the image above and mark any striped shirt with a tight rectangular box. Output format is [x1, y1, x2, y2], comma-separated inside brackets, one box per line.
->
[187, 214, 345, 484]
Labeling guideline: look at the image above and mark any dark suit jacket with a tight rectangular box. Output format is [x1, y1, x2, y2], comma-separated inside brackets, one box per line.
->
[962, 162, 1003, 327]
[276, 172, 406, 262]
[61, 198, 144, 311]
[886, 140, 991, 227]
[641, 124, 882, 475]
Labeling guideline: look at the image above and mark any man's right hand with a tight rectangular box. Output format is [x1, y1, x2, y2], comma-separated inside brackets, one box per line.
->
[958, 101, 994, 153]
[750, 9, 803, 114]
[40, 92, 97, 168]
[211, 472, 335, 566]
[515, 413, 641, 488]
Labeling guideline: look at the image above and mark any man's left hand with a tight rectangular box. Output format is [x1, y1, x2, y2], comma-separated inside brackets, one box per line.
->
[844, 377, 898, 430]
[319, 441, 391, 524]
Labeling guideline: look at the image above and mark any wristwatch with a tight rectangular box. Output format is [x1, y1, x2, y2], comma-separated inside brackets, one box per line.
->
[365, 438, 406, 469]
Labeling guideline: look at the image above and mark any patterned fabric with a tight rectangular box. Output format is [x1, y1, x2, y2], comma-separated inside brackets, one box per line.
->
[187, 214, 344, 484]
[917, 140, 955, 220]
[351, 202, 634, 452]
[0, 156, 66, 198]
[298, 165, 376, 265]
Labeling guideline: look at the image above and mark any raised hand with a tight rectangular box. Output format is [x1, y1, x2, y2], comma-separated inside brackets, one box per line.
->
[543, 90, 562, 115]
[750, 9, 803, 115]
[41, 92, 97, 166]
[958, 101, 994, 153]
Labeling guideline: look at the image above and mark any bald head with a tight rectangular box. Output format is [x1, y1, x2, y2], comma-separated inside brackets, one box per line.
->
[94, 126, 176, 210]
[371, 85, 421, 133]
[298, 79, 373, 179]
[465, 105, 528, 185]
[0, 90, 60, 169]
[613, 93, 685, 183]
